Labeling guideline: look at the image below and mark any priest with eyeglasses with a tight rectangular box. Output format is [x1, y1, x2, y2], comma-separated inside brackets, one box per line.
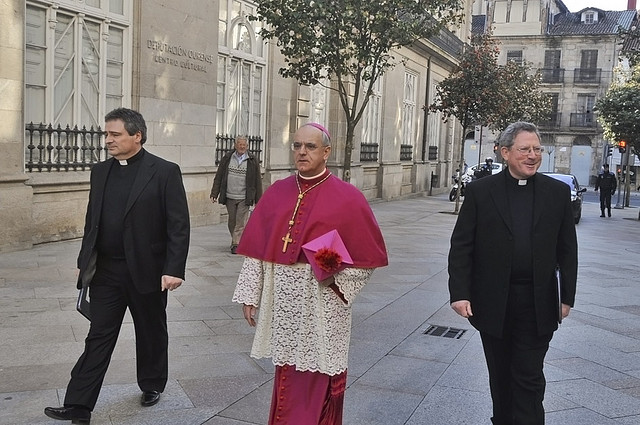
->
[232, 122, 388, 425]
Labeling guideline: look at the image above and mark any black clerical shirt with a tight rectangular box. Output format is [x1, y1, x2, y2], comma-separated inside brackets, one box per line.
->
[96, 149, 145, 259]
[505, 172, 535, 282]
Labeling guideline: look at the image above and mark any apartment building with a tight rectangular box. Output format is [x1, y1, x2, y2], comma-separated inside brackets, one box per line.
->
[472, 0, 637, 185]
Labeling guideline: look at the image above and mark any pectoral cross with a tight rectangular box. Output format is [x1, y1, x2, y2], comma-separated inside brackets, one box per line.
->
[282, 232, 293, 252]
[280, 172, 331, 254]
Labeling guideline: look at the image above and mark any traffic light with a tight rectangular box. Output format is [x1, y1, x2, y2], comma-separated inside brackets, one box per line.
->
[619, 140, 627, 153]
[493, 142, 499, 153]
[604, 144, 612, 158]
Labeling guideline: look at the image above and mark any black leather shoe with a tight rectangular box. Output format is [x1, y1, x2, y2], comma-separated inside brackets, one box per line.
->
[140, 390, 161, 407]
[231, 245, 238, 254]
[44, 406, 91, 424]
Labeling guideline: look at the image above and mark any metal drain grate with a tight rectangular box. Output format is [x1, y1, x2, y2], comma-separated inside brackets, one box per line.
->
[423, 325, 466, 339]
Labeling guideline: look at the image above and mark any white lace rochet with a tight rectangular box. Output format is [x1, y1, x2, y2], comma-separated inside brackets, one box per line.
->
[233, 257, 373, 376]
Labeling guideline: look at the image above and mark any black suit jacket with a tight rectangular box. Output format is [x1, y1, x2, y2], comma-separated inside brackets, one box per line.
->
[77, 150, 190, 294]
[448, 170, 577, 337]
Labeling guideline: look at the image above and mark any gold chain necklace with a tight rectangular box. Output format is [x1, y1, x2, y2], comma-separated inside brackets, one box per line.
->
[281, 172, 332, 252]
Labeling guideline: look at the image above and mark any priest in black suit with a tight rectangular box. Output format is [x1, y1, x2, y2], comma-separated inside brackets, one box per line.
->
[448, 121, 577, 425]
[45, 108, 190, 424]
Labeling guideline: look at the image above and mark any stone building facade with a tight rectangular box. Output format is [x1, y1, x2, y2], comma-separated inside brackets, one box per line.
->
[0, 0, 471, 252]
[472, 0, 637, 185]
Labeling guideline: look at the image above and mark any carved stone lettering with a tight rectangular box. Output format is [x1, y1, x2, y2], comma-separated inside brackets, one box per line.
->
[147, 39, 213, 73]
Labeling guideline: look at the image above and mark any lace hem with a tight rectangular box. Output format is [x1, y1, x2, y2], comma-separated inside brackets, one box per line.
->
[233, 258, 373, 375]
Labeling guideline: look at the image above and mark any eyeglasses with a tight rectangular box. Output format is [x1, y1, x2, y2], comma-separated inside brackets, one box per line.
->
[513, 146, 543, 156]
[291, 141, 322, 151]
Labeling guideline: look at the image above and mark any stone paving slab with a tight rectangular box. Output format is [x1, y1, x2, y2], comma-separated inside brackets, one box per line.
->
[405, 385, 492, 425]
[1, 194, 640, 424]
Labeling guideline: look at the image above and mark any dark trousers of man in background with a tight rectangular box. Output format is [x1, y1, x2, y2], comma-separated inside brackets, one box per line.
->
[480, 283, 553, 425]
[599, 190, 613, 217]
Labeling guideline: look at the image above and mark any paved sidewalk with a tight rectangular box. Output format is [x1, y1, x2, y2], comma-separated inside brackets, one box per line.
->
[1, 194, 640, 424]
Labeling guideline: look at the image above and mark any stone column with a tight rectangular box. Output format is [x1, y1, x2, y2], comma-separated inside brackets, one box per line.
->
[0, 1, 33, 252]
[134, 0, 220, 226]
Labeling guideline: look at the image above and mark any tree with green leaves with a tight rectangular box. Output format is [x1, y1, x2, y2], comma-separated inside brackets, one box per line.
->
[595, 66, 640, 159]
[595, 65, 640, 217]
[618, 25, 640, 67]
[430, 33, 550, 212]
[492, 60, 551, 131]
[250, 0, 463, 181]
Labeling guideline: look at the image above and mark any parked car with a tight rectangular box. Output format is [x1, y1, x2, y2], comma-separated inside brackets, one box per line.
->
[543, 173, 587, 224]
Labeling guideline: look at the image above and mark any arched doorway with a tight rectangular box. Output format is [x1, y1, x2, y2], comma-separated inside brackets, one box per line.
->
[570, 135, 592, 185]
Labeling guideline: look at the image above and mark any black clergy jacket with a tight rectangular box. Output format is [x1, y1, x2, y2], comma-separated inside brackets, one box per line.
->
[448, 170, 578, 338]
[76, 150, 190, 294]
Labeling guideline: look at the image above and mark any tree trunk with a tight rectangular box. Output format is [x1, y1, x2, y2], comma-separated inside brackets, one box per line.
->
[453, 123, 469, 214]
[454, 131, 468, 214]
[342, 122, 356, 182]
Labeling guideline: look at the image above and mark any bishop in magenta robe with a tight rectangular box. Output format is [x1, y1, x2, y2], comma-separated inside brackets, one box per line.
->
[233, 123, 387, 425]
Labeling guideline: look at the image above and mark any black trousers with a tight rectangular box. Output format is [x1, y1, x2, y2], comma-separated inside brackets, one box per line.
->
[480, 284, 553, 425]
[599, 191, 612, 214]
[64, 258, 168, 410]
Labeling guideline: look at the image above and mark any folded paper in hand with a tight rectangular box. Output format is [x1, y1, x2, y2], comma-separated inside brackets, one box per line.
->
[77, 285, 91, 321]
[556, 267, 562, 324]
[302, 229, 354, 281]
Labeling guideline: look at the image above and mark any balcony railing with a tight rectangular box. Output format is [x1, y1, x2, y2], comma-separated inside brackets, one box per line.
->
[570, 113, 597, 128]
[574, 68, 602, 84]
[360, 143, 379, 162]
[25, 122, 108, 172]
[539, 112, 562, 128]
[215, 134, 263, 165]
[428, 27, 465, 58]
[540, 68, 565, 84]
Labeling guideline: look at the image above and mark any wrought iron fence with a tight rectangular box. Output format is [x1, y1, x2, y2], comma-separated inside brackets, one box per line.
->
[539, 112, 562, 128]
[25, 126, 265, 171]
[360, 143, 379, 162]
[570, 113, 597, 128]
[540, 68, 564, 84]
[215, 134, 263, 165]
[573, 68, 601, 84]
[25, 122, 108, 172]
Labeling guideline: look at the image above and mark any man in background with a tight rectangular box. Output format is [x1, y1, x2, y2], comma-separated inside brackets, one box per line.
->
[475, 157, 494, 180]
[595, 163, 616, 217]
[210, 135, 262, 254]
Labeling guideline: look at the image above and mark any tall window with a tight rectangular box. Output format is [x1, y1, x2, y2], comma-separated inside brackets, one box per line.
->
[577, 94, 595, 114]
[217, 0, 266, 137]
[548, 93, 560, 125]
[544, 50, 561, 69]
[401, 72, 417, 148]
[25, 1, 130, 129]
[427, 81, 442, 158]
[507, 50, 523, 65]
[362, 77, 383, 146]
[580, 50, 598, 70]
[542, 50, 562, 83]
[309, 76, 330, 126]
